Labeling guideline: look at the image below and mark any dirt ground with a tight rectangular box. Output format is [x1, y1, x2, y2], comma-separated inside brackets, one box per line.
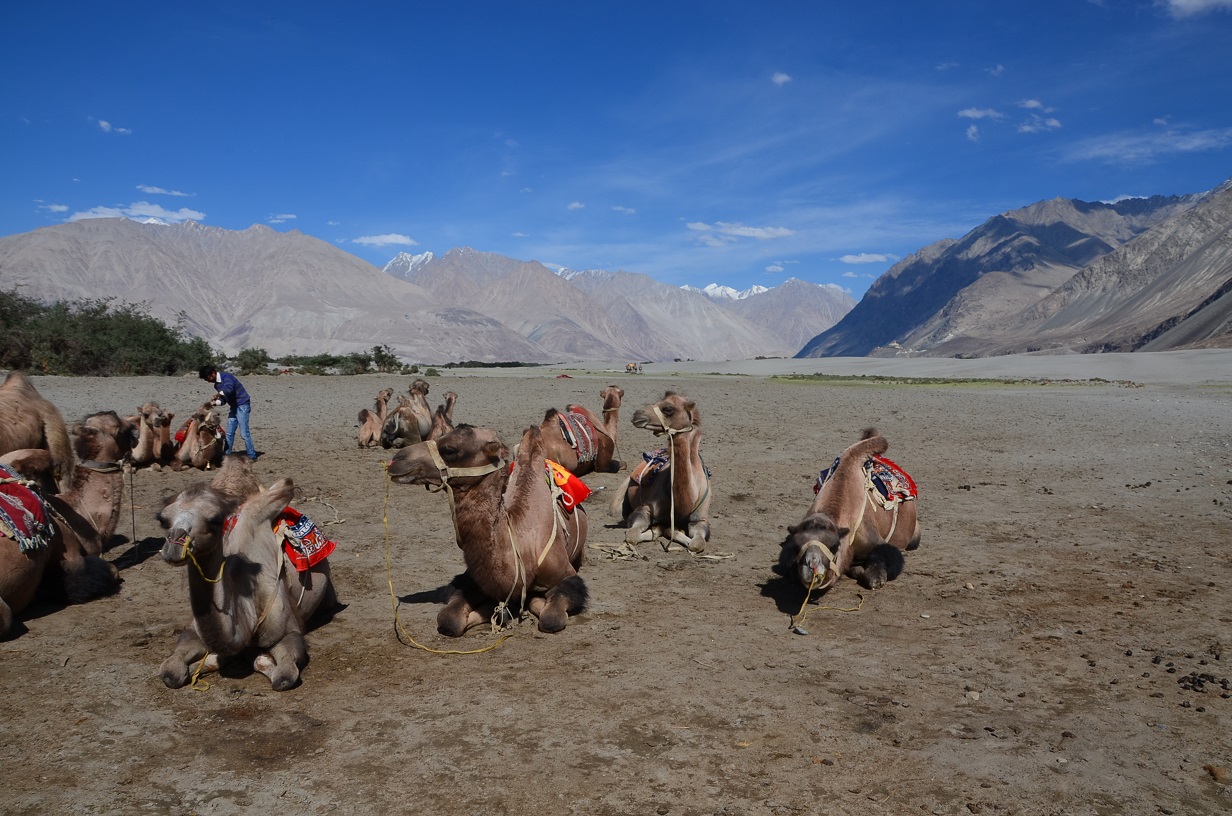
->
[2, 360, 1230, 816]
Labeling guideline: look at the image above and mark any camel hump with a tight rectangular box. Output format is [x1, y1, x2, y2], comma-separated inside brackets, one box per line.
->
[1, 370, 38, 395]
[851, 433, 889, 460]
[860, 427, 879, 440]
[543, 407, 560, 422]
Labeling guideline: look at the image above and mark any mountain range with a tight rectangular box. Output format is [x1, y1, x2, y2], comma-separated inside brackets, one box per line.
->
[798, 178, 1232, 358]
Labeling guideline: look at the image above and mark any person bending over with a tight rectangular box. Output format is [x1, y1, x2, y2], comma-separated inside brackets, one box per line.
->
[198, 365, 259, 461]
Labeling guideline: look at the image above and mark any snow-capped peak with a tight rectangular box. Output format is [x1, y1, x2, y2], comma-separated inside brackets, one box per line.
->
[382, 250, 435, 277]
[687, 282, 771, 300]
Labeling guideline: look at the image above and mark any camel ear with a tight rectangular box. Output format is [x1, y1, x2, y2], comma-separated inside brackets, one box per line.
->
[685, 400, 701, 425]
[483, 439, 505, 462]
[836, 526, 851, 541]
[786, 522, 801, 536]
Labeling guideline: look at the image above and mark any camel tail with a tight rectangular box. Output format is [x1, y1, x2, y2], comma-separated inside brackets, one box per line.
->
[845, 432, 888, 463]
[359, 408, 372, 424]
[608, 476, 631, 517]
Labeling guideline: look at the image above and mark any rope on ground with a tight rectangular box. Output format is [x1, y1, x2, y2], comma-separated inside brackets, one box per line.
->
[300, 495, 345, 525]
[381, 463, 511, 655]
[789, 574, 864, 633]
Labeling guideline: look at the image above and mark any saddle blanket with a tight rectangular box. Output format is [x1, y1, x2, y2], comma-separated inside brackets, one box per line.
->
[557, 409, 597, 464]
[814, 455, 918, 503]
[0, 464, 53, 553]
[630, 448, 670, 485]
[223, 506, 337, 571]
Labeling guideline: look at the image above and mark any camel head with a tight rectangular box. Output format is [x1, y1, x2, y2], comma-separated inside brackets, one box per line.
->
[631, 391, 700, 436]
[157, 483, 240, 566]
[600, 385, 624, 408]
[387, 424, 506, 488]
[376, 388, 394, 404]
[73, 410, 135, 463]
[783, 513, 848, 591]
[408, 378, 430, 398]
[137, 402, 174, 431]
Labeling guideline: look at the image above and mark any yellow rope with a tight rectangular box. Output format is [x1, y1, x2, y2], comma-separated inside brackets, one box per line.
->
[381, 462, 511, 655]
[789, 574, 865, 631]
[182, 536, 225, 584]
[188, 658, 212, 691]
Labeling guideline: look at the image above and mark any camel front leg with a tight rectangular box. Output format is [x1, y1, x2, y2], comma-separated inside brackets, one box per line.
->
[160, 626, 214, 688]
[437, 573, 493, 637]
[253, 632, 307, 691]
[623, 507, 655, 544]
[527, 574, 589, 633]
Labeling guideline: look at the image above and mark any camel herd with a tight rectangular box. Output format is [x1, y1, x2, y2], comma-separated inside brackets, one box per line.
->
[0, 368, 922, 691]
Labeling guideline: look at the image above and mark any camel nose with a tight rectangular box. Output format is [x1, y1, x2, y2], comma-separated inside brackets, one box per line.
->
[161, 529, 191, 564]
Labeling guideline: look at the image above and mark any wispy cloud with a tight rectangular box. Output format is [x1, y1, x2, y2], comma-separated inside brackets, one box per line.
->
[138, 184, 191, 197]
[36, 202, 69, 213]
[611, 205, 636, 215]
[67, 201, 204, 224]
[1017, 98, 1055, 112]
[771, 72, 792, 86]
[686, 221, 796, 247]
[1163, 0, 1232, 17]
[765, 263, 784, 273]
[268, 213, 297, 224]
[353, 233, 417, 247]
[1064, 124, 1232, 163]
[95, 118, 132, 135]
[984, 64, 1005, 76]
[567, 201, 585, 210]
[1018, 114, 1063, 133]
[839, 252, 898, 264]
[958, 107, 1004, 120]
[966, 124, 981, 142]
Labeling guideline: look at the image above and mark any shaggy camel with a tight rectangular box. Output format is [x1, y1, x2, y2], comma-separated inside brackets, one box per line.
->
[0, 370, 76, 493]
[782, 428, 921, 594]
[357, 388, 394, 448]
[66, 410, 135, 549]
[388, 423, 589, 635]
[1, 451, 121, 638]
[427, 391, 458, 441]
[380, 379, 434, 448]
[174, 402, 224, 470]
[157, 473, 337, 690]
[538, 385, 624, 476]
[130, 402, 175, 469]
[612, 391, 711, 552]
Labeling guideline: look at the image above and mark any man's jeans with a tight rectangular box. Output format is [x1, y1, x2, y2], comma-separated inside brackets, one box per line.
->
[225, 403, 256, 459]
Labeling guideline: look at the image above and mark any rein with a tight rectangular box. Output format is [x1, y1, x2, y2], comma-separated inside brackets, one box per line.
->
[649, 405, 706, 549]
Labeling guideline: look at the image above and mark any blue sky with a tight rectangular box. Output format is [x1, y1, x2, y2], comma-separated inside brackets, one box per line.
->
[3, 1, 1231, 298]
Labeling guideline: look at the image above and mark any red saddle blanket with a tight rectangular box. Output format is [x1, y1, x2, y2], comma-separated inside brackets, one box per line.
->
[222, 506, 337, 571]
[557, 410, 597, 463]
[0, 464, 52, 554]
[814, 455, 918, 503]
[507, 460, 591, 511]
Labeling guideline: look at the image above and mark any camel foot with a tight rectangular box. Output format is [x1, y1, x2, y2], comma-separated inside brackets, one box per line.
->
[254, 653, 301, 691]
[667, 529, 705, 553]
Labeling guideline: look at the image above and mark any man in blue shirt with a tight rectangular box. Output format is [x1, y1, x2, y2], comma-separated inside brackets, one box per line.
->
[198, 365, 259, 461]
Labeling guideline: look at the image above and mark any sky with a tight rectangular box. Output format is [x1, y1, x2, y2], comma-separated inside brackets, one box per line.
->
[3, 1, 1231, 298]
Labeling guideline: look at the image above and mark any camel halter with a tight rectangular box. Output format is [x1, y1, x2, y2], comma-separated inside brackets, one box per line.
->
[647, 405, 706, 550]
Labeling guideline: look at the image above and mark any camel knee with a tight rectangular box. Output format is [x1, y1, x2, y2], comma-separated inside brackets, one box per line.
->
[255, 645, 303, 692]
[536, 576, 588, 633]
[61, 555, 121, 604]
[0, 601, 13, 640]
[858, 544, 904, 590]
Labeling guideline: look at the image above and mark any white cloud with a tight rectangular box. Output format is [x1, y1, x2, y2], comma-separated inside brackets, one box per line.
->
[512, 231, 529, 237]
[138, 184, 191, 197]
[1018, 114, 1063, 133]
[966, 124, 981, 142]
[1065, 125, 1232, 163]
[772, 72, 792, 86]
[568, 201, 585, 210]
[958, 107, 1004, 120]
[765, 263, 784, 273]
[67, 201, 204, 224]
[984, 64, 1005, 76]
[611, 205, 636, 215]
[839, 252, 898, 264]
[268, 213, 297, 224]
[842, 270, 876, 279]
[353, 233, 417, 247]
[935, 62, 959, 71]
[37, 202, 69, 213]
[1017, 98, 1056, 112]
[687, 221, 796, 245]
[1164, 0, 1232, 17]
[96, 119, 132, 135]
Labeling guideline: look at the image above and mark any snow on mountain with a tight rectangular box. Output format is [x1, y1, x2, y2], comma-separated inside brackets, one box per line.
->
[683, 282, 771, 300]
[382, 250, 435, 280]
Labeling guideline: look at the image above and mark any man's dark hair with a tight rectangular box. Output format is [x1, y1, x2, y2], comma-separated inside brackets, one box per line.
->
[198, 365, 217, 381]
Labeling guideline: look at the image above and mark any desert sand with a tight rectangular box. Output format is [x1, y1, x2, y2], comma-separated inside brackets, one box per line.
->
[2, 351, 1230, 815]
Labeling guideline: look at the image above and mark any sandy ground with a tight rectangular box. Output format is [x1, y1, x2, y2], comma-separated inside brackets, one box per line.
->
[2, 354, 1231, 816]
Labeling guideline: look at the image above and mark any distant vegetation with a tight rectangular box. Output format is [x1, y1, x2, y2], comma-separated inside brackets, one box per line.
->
[0, 290, 215, 376]
[771, 373, 1141, 387]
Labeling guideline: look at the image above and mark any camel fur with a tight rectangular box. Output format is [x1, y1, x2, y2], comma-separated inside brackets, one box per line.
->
[173, 402, 224, 470]
[388, 423, 589, 636]
[539, 385, 624, 476]
[156, 474, 337, 690]
[783, 428, 921, 593]
[0, 370, 76, 493]
[130, 401, 175, 469]
[1, 449, 122, 638]
[357, 388, 394, 448]
[380, 379, 434, 448]
[67, 410, 135, 549]
[611, 391, 711, 552]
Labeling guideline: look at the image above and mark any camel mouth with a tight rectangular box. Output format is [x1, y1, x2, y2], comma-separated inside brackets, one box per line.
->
[630, 413, 659, 432]
[161, 533, 191, 564]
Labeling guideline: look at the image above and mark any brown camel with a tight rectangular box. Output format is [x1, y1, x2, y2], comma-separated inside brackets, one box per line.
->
[388, 423, 589, 636]
[0, 370, 76, 493]
[156, 474, 337, 690]
[538, 385, 624, 476]
[380, 379, 434, 448]
[426, 391, 458, 441]
[66, 410, 135, 549]
[611, 391, 711, 552]
[357, 388, 394, 448]
[173, 403, 224, 470]
[1, 451, 121, 638]
[130, 401, 175, 469]
[782, 428, 921, 594]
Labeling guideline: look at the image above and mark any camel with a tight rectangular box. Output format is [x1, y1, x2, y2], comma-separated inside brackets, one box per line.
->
[173, 402, 224, 470]
[357, 388, 394, 448]
[66, 410, 135, 549]
[380, 379, 433, 448]
[782, 428, 921, 594]
[538, 385, 624, 477]
[130, 401, 175, 469]
[1, 451, 121, 638]
[0, 370, 76, 493]
[388, 423, 589, 635]
[611, 391, 711, 552]
[156, 473, 337, 690]
[426, 391, 458, 441]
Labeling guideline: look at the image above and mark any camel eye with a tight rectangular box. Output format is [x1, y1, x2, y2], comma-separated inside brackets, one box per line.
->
[660, 405, 675, 416]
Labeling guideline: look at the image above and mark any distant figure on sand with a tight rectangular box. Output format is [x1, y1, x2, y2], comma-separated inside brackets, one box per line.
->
[198, 366, 258, 461]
